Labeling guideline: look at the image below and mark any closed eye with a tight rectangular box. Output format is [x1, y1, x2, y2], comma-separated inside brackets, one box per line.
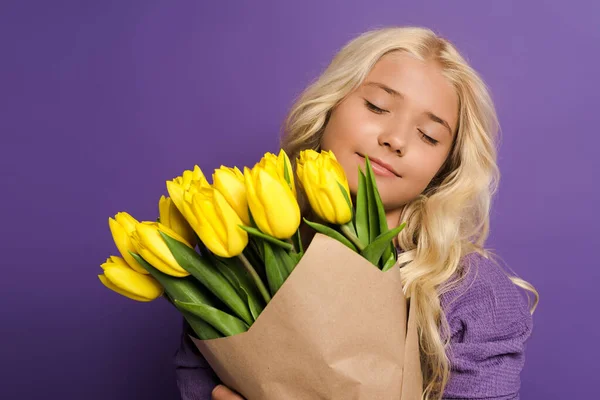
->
[418, 129, 439, 145]
[364, 99, 388, 114]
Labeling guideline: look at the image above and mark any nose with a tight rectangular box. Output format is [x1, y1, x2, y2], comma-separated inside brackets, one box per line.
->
[377, 124, 408, 156]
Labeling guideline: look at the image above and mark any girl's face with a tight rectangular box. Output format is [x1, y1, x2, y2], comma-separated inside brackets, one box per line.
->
[321, 51, 459, 216]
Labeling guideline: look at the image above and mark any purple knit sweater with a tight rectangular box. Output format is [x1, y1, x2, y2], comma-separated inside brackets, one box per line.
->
[173, 252, 533, 399]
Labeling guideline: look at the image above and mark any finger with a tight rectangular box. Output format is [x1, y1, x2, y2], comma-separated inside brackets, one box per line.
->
[211, 384, 245, 400]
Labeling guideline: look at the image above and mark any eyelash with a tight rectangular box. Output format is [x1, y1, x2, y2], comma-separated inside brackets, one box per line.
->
[364, 99, 439, 146]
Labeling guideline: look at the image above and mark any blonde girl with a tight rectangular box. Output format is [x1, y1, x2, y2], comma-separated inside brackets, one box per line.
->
[176, 26, 538, 400]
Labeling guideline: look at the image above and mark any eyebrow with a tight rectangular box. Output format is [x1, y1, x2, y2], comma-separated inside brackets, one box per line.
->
[364, 81, 453, 135]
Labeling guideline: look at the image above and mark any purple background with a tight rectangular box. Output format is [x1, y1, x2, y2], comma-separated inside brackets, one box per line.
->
[2, 1, 598, 399]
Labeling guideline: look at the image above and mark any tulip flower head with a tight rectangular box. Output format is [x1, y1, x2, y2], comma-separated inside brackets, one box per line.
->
[159, 195, 196, 246]
[189, 186, 249, 258]
[108, 212, 148, 274]
[296, 149, 353, 225]
[212, 166, 250, 225]
[98, 255, 163, 302]
[166, 165, 211, 228]
[244, 152, 301, 239]
[130, 221, 193, 277]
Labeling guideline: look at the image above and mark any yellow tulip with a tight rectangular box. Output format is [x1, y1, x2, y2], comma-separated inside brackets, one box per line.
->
[212, 166, 250, 225]
[166, 165, 211, 225]
[296, 149, 352, 224]
[130, 221, 192, 277]
[244, 161, 301, 239]
[188, 186, 249, 258]
[98, 255, 163, 302]
[108, 212, 148, 274]
[258, 150, 296, 196]
[159, 195, 196, 246]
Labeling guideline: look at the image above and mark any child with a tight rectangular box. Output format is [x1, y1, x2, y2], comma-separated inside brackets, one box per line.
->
[175, 26, 538, 400]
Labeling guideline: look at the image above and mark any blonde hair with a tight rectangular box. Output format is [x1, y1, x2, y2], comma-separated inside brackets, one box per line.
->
[279, 26, 539, 399]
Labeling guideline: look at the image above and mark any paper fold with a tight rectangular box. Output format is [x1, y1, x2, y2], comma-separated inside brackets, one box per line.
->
[192, 233, 423, 399]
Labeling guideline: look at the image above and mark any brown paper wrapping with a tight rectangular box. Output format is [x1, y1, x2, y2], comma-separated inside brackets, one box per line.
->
[192, 233, 423, 399]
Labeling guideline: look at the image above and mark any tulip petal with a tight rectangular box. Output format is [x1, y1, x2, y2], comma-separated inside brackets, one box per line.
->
[191, 190, 232, 257]
[194, 190, 227, 243]
[159, 195, 170, 223]
[213, 166, 250, 225]
[114, 212, 139, 234]
[301, 162, 326, 220]
[137, 247, 189, 277]
[99, 275, 152, 302]
[135, 222, 190, 276]
[213, 189, 248, 256]
[256, 169, 300, 238]
[244, 166, 272, 236]
[100, 267, 163, 301]
[108, 217, 148, 274]
[166, 181, 198, 226]
[107, 255, 130, 268]
[317, 186, 337, 222]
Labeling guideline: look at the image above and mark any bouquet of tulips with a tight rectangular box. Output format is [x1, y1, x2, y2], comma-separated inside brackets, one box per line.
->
[100, 149, 423, 399]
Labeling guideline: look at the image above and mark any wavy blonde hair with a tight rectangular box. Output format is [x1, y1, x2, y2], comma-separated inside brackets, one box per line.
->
[279, 26, 539, 399]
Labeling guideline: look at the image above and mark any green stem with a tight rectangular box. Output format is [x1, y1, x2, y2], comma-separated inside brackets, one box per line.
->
[286, 237, 297, 253]
[341, 223, 365, 251]
[237, 253, 272, 303]
[294, 228, 304, 254]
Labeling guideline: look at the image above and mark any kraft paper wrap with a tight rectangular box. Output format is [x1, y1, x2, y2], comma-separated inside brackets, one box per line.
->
[192, 233, 423, 399]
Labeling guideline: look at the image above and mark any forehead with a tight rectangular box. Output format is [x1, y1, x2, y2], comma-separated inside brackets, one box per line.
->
[362, 52, 459, 131]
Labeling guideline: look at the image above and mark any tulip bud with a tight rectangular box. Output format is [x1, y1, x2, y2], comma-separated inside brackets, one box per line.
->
[159, 195, 196, 246]
[130, 221, 192, 277]
[296, 149, 352, 225]
[212, 166, 250, 225]
[258, 150, 296, 196]
[98, 255, 163, 302]
[108, 212, 148, 274]
[189, 186, 249, 258]
[244, 161, 301, 239]
[166, 165, 211, 224]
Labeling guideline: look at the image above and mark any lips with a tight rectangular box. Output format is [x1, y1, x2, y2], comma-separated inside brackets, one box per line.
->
[356, 153, 401, 177]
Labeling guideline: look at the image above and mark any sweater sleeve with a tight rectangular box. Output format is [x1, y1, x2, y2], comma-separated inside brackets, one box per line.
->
[174, 318, 220, 400]
[440, 254, 534, 400]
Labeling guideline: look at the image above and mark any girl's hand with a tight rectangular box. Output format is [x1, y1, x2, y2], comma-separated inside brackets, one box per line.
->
[211, 384, 245, 400]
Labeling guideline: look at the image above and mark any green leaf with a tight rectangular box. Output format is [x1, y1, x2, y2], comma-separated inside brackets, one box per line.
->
[174, 300, 249, 336]
[240, 285, 264, 321]
[354, 167, 369, 246]
[360, 222, 407, 266]
[263, 241, 288, 296]
[282, 153, 293, 190]
[273, 245, 298, 275]
[364, 157, 380, 243]
[159, 232, 254, 326]
[245, 240, 265, 280]
[381, 253, 398, 272]
[131, 252, 219, 307]
[181, 311, 223, 340]
[238, 225, 294, 251]
[289, 250, 303, 266]
[337, 181, 354, 219]
[364, 155, 394, 267]
[363, 156, 389, 234]
[303, 218, 357, 252]
[214, 257, 265, 321]
[131, 253, 223, 340]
